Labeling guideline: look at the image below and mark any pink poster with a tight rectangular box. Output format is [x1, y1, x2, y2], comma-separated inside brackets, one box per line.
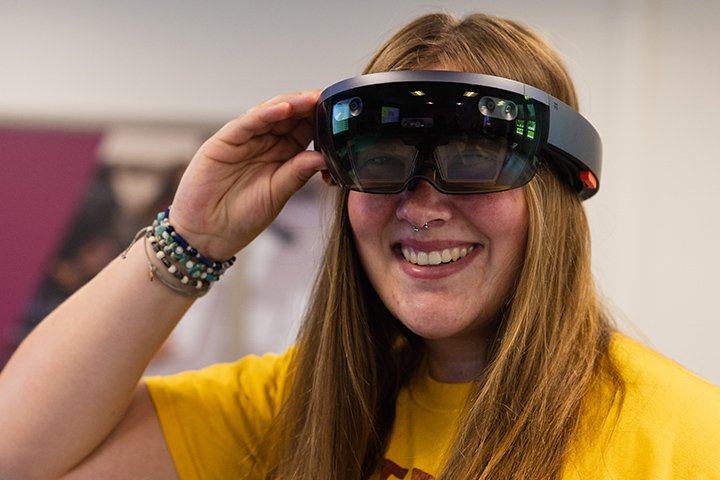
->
[0, 127, 102, 364]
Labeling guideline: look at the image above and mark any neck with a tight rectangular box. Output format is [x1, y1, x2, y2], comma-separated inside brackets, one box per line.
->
[423, 334, 490, 383]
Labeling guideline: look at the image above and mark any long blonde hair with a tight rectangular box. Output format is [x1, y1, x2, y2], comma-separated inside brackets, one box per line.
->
[269, 13, 623, 479]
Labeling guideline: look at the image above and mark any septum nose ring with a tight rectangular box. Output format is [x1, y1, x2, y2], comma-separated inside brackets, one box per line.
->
[411, 223, 429, 232]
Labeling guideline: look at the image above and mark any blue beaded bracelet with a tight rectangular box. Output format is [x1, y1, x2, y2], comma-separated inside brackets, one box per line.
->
[149, 208, 236, 289]
[154, 208, 236, 272]
[121, 208, 236, 297]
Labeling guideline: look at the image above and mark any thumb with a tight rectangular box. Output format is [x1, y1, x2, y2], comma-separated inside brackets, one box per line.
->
[272, 150, 326, 197]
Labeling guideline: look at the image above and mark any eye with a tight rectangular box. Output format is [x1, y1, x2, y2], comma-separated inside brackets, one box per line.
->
[455, 152, 493, 166]
[452, 152, 492, 167]
[445, 150, 502, 181]
[345, 136, 417, 183]
[355, 153, 409, 180]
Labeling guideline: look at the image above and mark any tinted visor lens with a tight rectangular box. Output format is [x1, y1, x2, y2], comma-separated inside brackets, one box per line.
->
[317, 81, 547, 194]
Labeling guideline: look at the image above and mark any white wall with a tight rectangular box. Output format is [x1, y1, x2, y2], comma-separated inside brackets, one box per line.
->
[2, 0, 719, 384]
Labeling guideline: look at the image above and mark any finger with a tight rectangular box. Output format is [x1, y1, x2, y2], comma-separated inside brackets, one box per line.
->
[216, 91, 319, 147]
[225, 114, 314, 164]
[262, 92, 320, 146]
[257, 91, 320, 127]
[215, 103, 290, 146]
[270, 150, 326, 203]
[248, 90, 321, 126]
[267, 114, 314, 144]
[259, 89, 322, 109]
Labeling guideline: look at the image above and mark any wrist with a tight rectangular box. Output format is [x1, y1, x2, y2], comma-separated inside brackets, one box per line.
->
[168, 225, 236, 263]
[162, 204, 240, 261]
[153, 208, 235, 277]
[121, 209, 237, 298]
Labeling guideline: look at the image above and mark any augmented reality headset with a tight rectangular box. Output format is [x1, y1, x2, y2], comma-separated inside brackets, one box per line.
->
[314, 70, 601, 199]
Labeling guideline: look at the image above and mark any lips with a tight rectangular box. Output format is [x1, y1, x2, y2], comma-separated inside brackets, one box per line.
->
[400, 245, 475, 266]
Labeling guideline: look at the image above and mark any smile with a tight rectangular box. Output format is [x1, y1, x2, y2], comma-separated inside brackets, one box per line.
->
[401, 245, 475, 266]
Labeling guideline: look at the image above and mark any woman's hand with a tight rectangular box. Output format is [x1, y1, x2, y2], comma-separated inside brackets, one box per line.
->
[169, 90, 325, 260]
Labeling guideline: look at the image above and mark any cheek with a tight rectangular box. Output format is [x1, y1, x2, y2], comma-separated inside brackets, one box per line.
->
[456, 189, 528, 238]
[460, 191, 529, 281]
[497, 193, 529, 272]
[496, 192, 528, 247]
[347, 191, 398, 238]
[494, 191, 528, 255]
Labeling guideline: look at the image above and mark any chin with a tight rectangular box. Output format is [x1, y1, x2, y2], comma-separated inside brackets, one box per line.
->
[391, 299, 499, 342]
[397, 311, 475, 341]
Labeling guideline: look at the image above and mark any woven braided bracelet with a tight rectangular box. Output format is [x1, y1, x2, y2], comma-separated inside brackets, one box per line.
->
[122, 208, 236, 297]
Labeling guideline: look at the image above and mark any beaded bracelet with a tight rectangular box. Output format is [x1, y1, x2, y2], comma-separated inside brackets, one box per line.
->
[143, 233, 209, 298]
[151, 209, 236, 286]
[122, 208, 237, 297]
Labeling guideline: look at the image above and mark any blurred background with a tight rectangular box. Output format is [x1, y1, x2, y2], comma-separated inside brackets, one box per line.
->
[1, 0, 719, 383]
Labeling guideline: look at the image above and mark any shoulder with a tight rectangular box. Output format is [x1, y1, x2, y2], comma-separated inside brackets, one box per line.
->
[609, 333, 720, 419]
[146, 347, 296, 415]
[567, 334, 720, 479]
[145, 347, 297, 442]
[602, 334, 720, 476]
[143, 349, 297, 477]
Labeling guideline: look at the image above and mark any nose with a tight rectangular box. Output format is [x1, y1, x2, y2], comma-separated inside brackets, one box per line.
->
[396, 178, 452, 229]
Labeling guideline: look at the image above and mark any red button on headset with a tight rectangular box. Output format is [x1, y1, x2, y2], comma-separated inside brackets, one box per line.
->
[579, 171, 597, 190]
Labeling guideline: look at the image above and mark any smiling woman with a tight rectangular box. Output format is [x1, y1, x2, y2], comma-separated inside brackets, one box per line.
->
[0, 11, 718, 480]
[349, 183, 528, 373]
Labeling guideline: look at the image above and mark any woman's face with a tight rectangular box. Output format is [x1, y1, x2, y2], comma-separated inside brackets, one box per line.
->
[348, 180, 528, 344]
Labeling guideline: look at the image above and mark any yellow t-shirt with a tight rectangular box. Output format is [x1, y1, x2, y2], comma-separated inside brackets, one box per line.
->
[146, 335, 720, 479]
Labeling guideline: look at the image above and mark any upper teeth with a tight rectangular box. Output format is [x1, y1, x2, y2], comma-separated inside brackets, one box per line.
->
[401, 246, 474, 266]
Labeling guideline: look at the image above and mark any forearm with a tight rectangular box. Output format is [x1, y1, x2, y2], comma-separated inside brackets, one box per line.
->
[0, 90, 323, 478]
[0, 238, 194, 477]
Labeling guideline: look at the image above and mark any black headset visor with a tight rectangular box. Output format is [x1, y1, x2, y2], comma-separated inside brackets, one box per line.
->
[315, 71, 601, 199]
